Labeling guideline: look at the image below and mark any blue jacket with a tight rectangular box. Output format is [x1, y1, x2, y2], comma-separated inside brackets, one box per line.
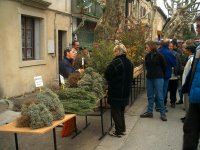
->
[158, 46, 176, 79]
[59, 57, 77, 78]
[188, 45, 200, 103]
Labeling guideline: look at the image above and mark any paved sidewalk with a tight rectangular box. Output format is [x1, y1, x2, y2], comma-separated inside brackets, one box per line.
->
[0, 99, 20, 126]
[95, 92, 188, 150]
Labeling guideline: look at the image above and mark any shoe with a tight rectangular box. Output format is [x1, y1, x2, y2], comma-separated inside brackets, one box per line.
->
[140, 112, 153, 118]
[119, 132, 126, 135]
[180, 117, 185, 123]
[108, 131, 121, 138]
[176, 100, 183, 105]
[161, 114, 167, 121]
[171, 103, 175, 108]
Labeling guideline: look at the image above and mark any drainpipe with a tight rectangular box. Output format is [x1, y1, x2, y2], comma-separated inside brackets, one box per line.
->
[137, 0, 140, 23]
[125, 0, 129, 18]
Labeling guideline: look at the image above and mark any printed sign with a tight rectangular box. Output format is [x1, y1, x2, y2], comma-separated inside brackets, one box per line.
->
[60, 74, 65, 85]
[34, 76, 43, 87]
[82, 57, 84, 66]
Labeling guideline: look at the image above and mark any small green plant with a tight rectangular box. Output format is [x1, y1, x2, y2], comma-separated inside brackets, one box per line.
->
[57, 88, 96, 115]
[17, 101, 53, 129]
[37, 88, 65, 120]
[16, 88, 65, 129]
[78, 67, 105, 99]
[88, 40, 114, 75]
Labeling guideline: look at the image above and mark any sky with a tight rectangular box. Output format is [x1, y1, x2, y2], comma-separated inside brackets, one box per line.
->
[157, 0, 200, 17]
[156, 0, 200, 35]
[156, 0, 168, 16]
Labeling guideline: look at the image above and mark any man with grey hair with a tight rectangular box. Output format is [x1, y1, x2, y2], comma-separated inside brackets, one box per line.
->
[105, 43, 133, 137]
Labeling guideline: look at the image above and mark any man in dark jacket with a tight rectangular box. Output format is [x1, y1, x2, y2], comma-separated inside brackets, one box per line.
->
[105, 43, 133, 137]
[59, 47, 84, 78]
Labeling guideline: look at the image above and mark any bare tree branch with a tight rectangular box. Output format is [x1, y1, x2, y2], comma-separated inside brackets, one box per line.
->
[162, 0, 199, 38]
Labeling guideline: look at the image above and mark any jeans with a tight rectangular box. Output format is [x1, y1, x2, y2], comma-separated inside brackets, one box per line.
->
[146, 78, 165, 115]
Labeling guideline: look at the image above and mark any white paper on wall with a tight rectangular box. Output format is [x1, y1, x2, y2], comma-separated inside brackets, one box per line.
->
[48, 40, 55, 53]
[34, 76, 43, 87]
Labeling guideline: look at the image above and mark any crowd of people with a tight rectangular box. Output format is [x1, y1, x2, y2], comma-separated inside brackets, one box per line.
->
[59, 16, 200, 150]
[140, 38, 194, 122]
[140, 16, 200, 150]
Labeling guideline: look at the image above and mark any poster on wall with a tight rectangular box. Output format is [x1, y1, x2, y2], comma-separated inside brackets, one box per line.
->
[48, 40, 55, 53]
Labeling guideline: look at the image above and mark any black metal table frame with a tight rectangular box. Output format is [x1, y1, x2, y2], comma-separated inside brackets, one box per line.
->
[83, 97, 113, 140]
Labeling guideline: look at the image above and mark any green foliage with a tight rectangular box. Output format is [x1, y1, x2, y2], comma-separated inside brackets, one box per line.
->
[119, 24, 146, 66]
[182, 25, 196, 40]
[16, 88, 65, 129]
[21, 102, 53, 129]
[37, 88, 65, 120]
[88, 40, 114, 75]
[57, 88, 97, 115]
[78, 67, 105, 99]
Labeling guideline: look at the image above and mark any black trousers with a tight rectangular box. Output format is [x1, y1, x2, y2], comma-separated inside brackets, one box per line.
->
[165, 79, 178, 105]
[183, 103, 200, 150]
[111, 105, 126, 134]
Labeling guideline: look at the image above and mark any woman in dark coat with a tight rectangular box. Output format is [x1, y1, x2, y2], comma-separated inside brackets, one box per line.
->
[105, 43, 133, 137]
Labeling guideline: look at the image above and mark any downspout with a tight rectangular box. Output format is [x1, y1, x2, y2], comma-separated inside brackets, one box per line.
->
[125, 0, 129, 18]
[137, 0, 140, 23]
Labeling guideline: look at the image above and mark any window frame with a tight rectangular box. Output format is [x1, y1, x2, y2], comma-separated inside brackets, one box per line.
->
[21, 15, 35, 61]
[19, 9, 47, 68]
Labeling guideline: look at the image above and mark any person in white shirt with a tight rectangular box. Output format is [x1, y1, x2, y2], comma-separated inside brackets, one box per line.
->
[180, 44, 196, 122]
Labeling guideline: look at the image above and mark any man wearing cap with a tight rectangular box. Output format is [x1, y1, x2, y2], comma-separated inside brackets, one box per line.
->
[105, 43, 133, 137]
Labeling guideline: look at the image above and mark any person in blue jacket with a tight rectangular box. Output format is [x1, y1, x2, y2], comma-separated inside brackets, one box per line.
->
[182, 44, 200, 150]
[158, 40, 176, 110]
[59, 47, 84, 78]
